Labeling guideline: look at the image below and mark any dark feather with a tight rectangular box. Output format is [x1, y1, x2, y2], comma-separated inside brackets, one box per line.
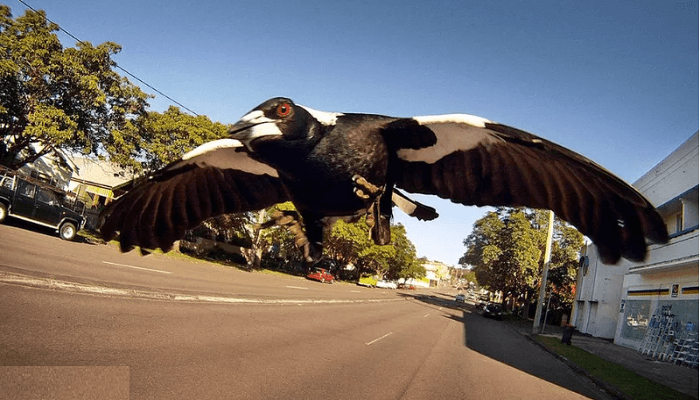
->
[387, 118, 668, 263]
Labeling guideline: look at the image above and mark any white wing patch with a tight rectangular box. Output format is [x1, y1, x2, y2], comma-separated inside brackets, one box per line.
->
[299, 105, 344, 126]
[177, 138, 279, 177]
[391, 191, 417, 215]
[397, 115, 503, 164]
[413, 114, 491, 127]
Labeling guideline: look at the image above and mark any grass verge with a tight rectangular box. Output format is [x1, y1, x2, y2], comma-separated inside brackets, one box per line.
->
[536, 335, 695, 400]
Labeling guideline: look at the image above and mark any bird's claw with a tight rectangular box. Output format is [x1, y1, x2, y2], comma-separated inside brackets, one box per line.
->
[352, 175, 384, 200]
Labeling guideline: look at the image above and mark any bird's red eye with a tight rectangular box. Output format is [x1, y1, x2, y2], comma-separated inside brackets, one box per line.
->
[276, 103, 292, 117]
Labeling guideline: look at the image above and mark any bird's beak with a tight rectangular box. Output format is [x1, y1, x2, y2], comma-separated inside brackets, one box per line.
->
[229, 110, 281, 143]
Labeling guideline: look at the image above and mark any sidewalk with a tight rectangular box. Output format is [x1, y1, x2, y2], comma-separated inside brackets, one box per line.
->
[506, 319, 699, 399]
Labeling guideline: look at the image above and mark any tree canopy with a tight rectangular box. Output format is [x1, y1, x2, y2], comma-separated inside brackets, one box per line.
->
[460, 208, 584, 306]
[110, 107, 228, 172]
[0, 6, 150, 169]
[325, 218, 425, 280]
[0, 6, 228, 174]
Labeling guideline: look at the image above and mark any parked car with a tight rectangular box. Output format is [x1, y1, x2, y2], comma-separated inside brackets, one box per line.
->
[483, 303, 504, 319]
[455, 294, 465, 303]
[475, 295, 490, 310]
[376, 280, 397, 289]
[398, 283, 416, 290]
[0, 172, 84, 241]
[306, 268, 333, 283]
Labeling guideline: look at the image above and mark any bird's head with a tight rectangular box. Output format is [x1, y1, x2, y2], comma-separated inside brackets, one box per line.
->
[229, 97, 324, 151]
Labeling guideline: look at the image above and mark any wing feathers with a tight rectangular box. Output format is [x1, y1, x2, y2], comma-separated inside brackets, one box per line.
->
[100, 143, 289, 253]
[386, 116, 669, 263]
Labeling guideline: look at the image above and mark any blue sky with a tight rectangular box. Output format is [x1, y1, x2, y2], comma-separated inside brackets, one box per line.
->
[13, 1, 699, 265]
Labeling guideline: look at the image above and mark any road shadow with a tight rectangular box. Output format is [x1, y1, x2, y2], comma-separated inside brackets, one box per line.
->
[2, 218, 97, 245]
[460, 310, 607, 399]
[407, 293, 607, 400]
[396, 292, 468, 311]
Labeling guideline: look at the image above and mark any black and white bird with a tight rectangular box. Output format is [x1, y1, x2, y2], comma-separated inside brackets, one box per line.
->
[100, 97, 668, 264]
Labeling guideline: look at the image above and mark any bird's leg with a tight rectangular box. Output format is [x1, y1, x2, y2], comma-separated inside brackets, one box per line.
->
[352, 174, 386, 237]
[371, 191, 393, 246]
[262, 210, 312, 261]
[301, 213, 325, 267]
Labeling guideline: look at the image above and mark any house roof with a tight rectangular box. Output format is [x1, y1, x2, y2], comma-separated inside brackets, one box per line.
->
[68, 155, 133, 189]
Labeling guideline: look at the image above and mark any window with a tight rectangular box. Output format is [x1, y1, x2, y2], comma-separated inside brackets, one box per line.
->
[36, 189, 56, 205]
[1, 176, 13, 190]
[18, 181, 36, 198]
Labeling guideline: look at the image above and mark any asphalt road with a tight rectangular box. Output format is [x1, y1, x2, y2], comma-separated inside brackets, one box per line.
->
[0, 223, 611, 399]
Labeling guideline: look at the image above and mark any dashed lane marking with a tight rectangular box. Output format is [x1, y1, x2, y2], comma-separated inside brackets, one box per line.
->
[102, 261, 172, 274]
[366, 332, 393, 346]
[285, 286, 308, 290]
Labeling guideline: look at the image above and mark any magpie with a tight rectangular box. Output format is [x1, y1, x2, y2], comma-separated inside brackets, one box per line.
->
[100, 97, 669, 264]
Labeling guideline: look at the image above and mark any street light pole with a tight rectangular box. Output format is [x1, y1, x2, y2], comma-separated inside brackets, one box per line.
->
[532, 210, 555, 335]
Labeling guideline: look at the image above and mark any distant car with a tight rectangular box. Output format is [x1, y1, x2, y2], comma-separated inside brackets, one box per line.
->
[483, 303, 504, 319]
[455, 294, 465, 303]
[398, 283, 416, 290]
[376, 280, 397, 289]
[306, 268, 333, 284]
[475, 295, 490, 310]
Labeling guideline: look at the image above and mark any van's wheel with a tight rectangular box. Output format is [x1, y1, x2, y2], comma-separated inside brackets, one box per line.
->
[59, 222, 77, 241]
[0, 203, 6, 223]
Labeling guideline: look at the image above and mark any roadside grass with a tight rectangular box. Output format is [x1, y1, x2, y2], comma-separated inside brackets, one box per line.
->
[90, 231, 351, 283]
[77, 229, 104, 243]
[536, 336, 695, 400]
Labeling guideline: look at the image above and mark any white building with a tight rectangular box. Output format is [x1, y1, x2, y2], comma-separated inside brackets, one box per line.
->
[422, 261, 451, 287]
[572, 132, 698, 353]
[66, 154, 132, 209]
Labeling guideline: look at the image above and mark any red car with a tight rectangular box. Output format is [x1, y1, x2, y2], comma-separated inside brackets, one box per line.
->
[306, 268, 334, 284]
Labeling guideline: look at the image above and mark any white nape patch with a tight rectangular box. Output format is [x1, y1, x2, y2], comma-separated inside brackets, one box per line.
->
[299, 105, 343, 126]
[397, 114, 503, 164]
[182, 138, 243, 161]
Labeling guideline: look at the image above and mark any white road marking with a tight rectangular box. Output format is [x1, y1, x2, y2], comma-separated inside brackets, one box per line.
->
[102, 261, 172, 274]
[0, 272, 406, 305]
[423, 313, 430, 318]
[350, 290, 362, 293]
[286, 286, 308, 290]
[365, 332, 393, 346]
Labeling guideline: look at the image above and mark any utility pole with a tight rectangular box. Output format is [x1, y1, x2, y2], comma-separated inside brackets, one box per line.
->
[532, 210, 555, 335]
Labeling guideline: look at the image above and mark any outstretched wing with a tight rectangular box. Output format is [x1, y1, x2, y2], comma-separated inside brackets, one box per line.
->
[382, 116, 668, 264]
[100, 139, 289, 253]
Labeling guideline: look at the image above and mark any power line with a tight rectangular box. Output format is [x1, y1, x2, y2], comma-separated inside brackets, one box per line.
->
[16, 0, 200, 116]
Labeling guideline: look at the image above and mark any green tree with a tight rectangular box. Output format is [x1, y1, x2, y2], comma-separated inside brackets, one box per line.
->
[0, 6, 150, 169]
[388, 224, 425, 282]
[460, 207, 584, 307]
[325, 218, 422, 280]
[110, 107, 228, 172]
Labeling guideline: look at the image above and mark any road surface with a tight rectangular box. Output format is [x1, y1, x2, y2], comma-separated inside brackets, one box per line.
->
[0, 223, 611, 399]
